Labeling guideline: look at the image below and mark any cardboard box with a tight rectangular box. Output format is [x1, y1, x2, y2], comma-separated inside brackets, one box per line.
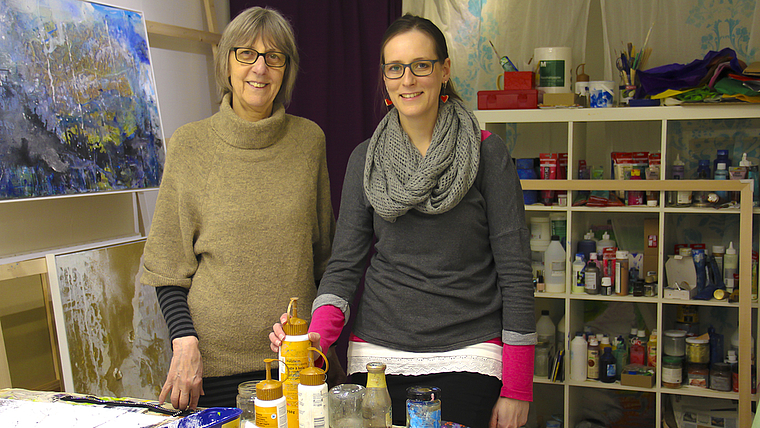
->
[477, 89, 538, 110]
[542, 92, 576, 106]
[643, 218, 658, 277]
[621, 373, 655, 388]
[501, 71, 534, 90]
[663, 286, 698, 300]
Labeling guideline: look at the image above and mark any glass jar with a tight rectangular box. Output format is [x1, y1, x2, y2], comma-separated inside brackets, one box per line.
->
[685, 337, 710, 364]
[663, 330, 686, 357]
[406, 386, 441, 428]
[687, 362, 709, 388]
[237, 380, 260, 426]
[710, 362, 732, 391]
[662, 356, 683, 388]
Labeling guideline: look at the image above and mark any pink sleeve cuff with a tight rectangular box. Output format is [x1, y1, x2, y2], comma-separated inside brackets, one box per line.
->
[309, 305, 345, 353]
[501, 344, 534, 401]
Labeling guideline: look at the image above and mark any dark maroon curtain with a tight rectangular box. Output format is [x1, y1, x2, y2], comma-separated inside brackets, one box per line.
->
[229, 1, 402, 213]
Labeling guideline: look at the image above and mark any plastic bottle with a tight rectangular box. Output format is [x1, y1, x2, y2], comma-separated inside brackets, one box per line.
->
[557, 314, 566, 352]
[647, 329, 658, 368]
[630, 333, 646, 366]
[628, 328, 639, 350]
[672, 154, 691, 206]
[694, 160, 711, 207]
[577, 230, 597, 265]
[599, 347, 617, 383]
[570, 332, 588, 381]
[537, 310, 556, 350]
[587, 337, 600, 380]
[615, 250, 629, 296]
[600, 335, 611, 354]
[740, 152, 759, 206]
[714, 149, 731, 177]
[364, 362, 392, 428]
[279, 298, 310, 428]
[613, 336, 628, 381]
[724, 242, 738, 292]
[600, 276, 613, 296]
[544, 235, 566, 293]
[256, 359, 289, 428]
[298, 347, 329, 428]
[713, 245, 725, 278]
[572, 254, 586, 294]
[727, 350, 739, 392]
[596, 231, 616, 254]
[584, 253, 601, 295]
[715, 162, 729, 200]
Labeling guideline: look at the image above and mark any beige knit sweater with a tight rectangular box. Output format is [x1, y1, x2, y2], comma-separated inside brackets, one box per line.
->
[141, 94, 334, 377]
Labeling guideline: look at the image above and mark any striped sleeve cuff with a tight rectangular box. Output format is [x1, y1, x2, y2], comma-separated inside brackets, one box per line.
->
[155, 285, 198, 342]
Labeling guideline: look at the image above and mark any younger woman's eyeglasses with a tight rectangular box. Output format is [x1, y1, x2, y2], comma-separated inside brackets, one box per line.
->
[381, 59, 439, 79]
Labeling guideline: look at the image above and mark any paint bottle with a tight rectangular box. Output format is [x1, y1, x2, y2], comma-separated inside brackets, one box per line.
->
[613, 336, 628, 381]
[712, 245, 725, 278]
[647, 329, 658, 368]
[570, 332, 588, 381]
[584, 253, 601, 295]
[671, 154, 691, 206]
[587, 337, 600, 380]
[615, 250, 629, 296]
[599, 347, 617, 383]
[572, 254, 586, 294]
[596, 231, 616, 255]
[715, 162, 729, 200]
[714, 149, 731, 177]
[363, 362, 392, 428]
[544, 235, 566, 293]
[724, 242, 738, 293]
[279, 297, 310, 428]
[256, 359, 289, 428]
[740, 152, 759, 206]
[298, 347, 329, 428]
[600, 276, 613, 296]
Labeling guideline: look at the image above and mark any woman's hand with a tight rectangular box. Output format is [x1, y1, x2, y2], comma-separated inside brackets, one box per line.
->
[489, 397, 529, 428]
[269, 313, 321, 353]
[159, 336, 204, 410]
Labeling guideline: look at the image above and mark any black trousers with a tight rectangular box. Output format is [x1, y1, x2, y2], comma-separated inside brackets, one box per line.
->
[197, 370, 272, 408]
[349, 371, 501, 428]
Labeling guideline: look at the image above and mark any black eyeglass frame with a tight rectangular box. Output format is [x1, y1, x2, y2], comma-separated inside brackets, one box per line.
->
[381, 59, 440, 79]
[231, 47, 288, 68]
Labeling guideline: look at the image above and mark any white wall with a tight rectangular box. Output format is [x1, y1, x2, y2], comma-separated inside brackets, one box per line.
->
[0, 0, 229, 262]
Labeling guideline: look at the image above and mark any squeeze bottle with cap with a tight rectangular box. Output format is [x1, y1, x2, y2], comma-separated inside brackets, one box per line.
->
[724, 242, 738, 292]
[279, 297, 310, 428]
[544, 235, 566, 293]
[572, 254, 586, 294]
[256, 359, 289, 428]
[596, 232, 616, 254]
[298, 347, 329, 428]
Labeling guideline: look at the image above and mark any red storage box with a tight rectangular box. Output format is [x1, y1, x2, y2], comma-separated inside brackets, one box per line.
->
[500, 71, 534, 90]
[477, 89, 538, 110]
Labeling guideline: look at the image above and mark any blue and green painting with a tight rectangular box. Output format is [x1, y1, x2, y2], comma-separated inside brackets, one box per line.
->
[0, 0, 164, 200]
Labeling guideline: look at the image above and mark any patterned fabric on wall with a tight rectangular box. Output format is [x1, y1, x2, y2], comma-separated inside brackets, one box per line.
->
[403, 0, 591, 109]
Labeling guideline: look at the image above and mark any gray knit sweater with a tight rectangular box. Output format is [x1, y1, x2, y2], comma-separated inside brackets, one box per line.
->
[313, 133, 535, 352]
[141, 94, 335, 377]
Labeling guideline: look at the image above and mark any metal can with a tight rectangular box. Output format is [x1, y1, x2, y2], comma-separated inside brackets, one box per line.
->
[406, 386, 441, 428]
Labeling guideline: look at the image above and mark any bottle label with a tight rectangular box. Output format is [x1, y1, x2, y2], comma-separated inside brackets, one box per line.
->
[662, 367, 682, 384]
[605, 363, 616, 378]
[298, 388, 328, 428]
[587, 349, 599, 379]
[256, 402, 287, 428]
[281, 339, 310, 428]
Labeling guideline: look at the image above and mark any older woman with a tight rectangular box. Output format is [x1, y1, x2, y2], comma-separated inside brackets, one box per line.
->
[141, 7, 334, 410]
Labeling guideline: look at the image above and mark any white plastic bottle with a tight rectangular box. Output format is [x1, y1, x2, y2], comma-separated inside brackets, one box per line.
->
[572, 254, 586, 294]
[255, 359, 289, 428]
[570, 333, 588, 381]
[536, 310, 556, 349]
[544, 235, 566, 293]
[724, 241, 738, 292]
[298, 347, 329, 428]
[596, 231, 616, 254]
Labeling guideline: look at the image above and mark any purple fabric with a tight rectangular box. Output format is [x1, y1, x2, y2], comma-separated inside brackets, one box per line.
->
[228, 1, 402, 214]
[637, 48, 744, 97]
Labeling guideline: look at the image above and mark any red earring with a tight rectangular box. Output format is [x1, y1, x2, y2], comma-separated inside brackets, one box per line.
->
[384, 98, 393, 106]
[440, 95, 449, 103]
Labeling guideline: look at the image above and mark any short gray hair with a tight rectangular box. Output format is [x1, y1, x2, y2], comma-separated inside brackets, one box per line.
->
[214, 7, 299, 106]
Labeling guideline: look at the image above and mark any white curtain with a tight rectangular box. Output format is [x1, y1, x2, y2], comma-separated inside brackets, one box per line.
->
[601, 0, 760, 83]
[403, 0, 592, 109]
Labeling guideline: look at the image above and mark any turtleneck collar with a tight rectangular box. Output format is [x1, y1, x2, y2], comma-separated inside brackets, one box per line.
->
[210, 93, 288, 149]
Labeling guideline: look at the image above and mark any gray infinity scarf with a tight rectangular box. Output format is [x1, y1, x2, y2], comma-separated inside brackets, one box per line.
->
[364, 99, 481, 222]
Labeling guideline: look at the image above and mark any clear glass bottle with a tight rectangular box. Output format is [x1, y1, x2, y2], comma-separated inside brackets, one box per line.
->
[363, 362, 392, 428]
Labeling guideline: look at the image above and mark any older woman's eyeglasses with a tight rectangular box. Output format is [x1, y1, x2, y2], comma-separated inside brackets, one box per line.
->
[381, 60, 439, 79]
[232, 47, 288, 67]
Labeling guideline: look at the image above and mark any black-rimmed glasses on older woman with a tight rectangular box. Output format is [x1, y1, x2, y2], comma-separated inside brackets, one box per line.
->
[232, 47, 288, 67]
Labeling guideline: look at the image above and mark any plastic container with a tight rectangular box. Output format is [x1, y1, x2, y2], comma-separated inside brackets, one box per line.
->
[647, 329, 658, 368]
[663, 330, 686, 357]
[570, 333, 588, 381]
[256, 359, 289, 428]
[724, 241, 738, 292]
[712, 245, 725, 278]
[600, 276, 612, 296]
[615, 250, 629, 296]
[599, 347, 617, 383]
[572, 254, 586, 294]
[530, 216, 551, 251]
[279, 298, 310, 428]
[298, 347, 329, 428]
[406, 386, 441, 428]
[596, 231, 616, 254]
[544, 235, 566, 293]
[179, 407, 243, 428]
[715, 162, 729, 199]
[671, 154, 691, 206]
[577, 230, 597, 265]
[536, 310, 556, 348]
[584, 253, 601, 295]
[587, 338, 600, 380]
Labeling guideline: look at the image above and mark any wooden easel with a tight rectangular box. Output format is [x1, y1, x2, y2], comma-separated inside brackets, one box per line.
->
[145, 0, 221, 50]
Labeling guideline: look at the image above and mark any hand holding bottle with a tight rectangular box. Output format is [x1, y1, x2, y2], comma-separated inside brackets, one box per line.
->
[269, 312, 321, 354]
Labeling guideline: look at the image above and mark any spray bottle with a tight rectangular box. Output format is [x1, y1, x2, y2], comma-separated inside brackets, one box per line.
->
[298, 347, 329, 428]
[279, 298, 310, 428]
[256, 359, 290, 428]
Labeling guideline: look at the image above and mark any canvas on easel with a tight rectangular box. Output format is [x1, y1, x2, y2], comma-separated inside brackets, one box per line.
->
[0, 0, 164, 200]
[46, 238, 171, 399]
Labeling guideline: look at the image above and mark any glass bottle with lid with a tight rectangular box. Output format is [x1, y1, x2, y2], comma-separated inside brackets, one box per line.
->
[406, 386, 441, 428]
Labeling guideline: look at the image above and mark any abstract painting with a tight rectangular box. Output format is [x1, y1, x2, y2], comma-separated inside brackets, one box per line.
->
[0, 0, 164, 200]
[47, 239, 171, 400]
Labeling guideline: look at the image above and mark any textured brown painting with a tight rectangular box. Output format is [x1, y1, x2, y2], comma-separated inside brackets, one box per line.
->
[49, 239, 171, 400]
